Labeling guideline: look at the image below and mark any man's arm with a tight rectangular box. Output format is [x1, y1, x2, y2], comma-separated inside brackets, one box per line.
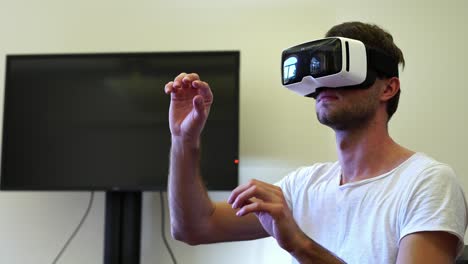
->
[285, 231, 346, 264]
[166, 73, 344, 261]
[396, 231, 459, 264]
[230, 179, 346, 263]
[396, 164, 467, 263]
[288, 221, 458, 264]
[168, 138, 268, 244]
[166, 73, 268, 245]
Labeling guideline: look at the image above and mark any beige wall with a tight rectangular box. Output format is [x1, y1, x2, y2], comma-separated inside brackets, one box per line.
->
[0, 0, 467, 263]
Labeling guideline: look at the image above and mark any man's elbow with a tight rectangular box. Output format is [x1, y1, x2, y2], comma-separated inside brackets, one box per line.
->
[170, 224, 205, 245]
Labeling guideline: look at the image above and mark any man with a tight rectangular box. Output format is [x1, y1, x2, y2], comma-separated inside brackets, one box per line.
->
[164, 21, 467, 263]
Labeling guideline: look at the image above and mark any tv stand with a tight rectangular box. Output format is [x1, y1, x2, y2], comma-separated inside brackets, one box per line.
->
[104, 191, 142, 264]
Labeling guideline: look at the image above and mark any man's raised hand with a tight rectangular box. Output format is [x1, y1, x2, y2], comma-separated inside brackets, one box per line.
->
[165, 73, 213, 145]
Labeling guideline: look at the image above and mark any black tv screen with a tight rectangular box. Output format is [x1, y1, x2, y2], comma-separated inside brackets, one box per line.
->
[1, 51, 239, 191]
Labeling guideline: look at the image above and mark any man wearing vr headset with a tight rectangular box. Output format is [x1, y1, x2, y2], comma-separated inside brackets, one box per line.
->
[165, 22, 467, 264]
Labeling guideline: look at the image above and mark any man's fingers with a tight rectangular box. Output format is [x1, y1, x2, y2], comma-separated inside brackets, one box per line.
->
[228, 180, 253, 204]
[173, 72, 188, 88]
[164, 81, 174, 94]
[236, 200, 266, 217]
[228, 179, 267, 204]
[236, 200, 281, 217]
[182, 73, 200, 85]
[193, 80, 213, 99]
[174, 72, 200, 88]
[228, 179, 282, 209]
[169, 73, 212, 100]
[193, 95, 206, 119]
[231, 185, 258, 209]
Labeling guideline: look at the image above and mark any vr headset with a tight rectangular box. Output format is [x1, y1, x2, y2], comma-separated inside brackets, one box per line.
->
[281, 37, 399, 98]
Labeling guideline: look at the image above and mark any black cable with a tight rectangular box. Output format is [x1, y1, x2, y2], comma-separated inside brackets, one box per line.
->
[52, 191, 95, 264]
[160, 191, 178, 264]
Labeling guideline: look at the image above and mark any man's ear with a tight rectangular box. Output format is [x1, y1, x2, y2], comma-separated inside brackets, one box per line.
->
[380, 77, 400, 102]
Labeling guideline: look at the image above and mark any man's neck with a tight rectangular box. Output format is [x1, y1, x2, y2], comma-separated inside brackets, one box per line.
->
[335, 122, 414, 185]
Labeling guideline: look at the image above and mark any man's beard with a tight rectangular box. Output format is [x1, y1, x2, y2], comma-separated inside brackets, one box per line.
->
[316, 97, 379, 131]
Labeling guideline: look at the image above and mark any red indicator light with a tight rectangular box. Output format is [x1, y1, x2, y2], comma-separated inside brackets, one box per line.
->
[234, 159, 239, 164]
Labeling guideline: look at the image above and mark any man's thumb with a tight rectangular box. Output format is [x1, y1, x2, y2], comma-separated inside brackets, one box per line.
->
[193, 95, 206, 119]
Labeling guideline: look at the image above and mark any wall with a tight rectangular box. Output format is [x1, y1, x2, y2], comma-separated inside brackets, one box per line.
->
[0, 0, 466, 263]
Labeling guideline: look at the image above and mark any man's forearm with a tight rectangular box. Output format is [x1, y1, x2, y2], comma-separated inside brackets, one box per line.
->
[168, 137, 215, 244]
[290, 233, 346, 264]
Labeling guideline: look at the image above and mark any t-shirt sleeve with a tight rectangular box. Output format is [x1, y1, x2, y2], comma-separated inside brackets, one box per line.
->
[275, 169, 298, 212]
[399, 164, 468, 257]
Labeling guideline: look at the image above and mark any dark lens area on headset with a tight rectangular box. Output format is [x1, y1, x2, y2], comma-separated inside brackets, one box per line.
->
[282, 38, 343, 85]
[309, 39, 342, 78]
[310, 53, 327, 76]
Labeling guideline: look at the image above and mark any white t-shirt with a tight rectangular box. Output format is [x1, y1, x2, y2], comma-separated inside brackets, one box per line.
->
[276, 152, 467, 264]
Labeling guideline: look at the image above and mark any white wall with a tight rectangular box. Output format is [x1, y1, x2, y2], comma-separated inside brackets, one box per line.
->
[0, 0, 467, 263]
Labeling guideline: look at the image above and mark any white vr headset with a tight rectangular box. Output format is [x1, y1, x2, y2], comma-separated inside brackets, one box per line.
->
[281, 37, 399, 98]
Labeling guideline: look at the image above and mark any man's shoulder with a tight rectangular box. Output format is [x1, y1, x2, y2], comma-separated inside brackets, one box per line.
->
[398, 152, 457, 181]
[406, 152, 447, 167]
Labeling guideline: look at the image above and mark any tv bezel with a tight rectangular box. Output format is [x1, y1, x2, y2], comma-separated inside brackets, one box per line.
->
[0, 51, 240, 191]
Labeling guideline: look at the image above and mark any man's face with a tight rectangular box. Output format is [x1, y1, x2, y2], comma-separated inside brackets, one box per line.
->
[315, 80, 384, 131]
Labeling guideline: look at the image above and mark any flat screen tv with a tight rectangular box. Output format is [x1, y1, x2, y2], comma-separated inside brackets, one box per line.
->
[1, 51, 239, 191]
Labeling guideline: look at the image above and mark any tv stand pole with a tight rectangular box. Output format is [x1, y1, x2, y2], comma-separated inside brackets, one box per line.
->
[104, 191, 142, 264]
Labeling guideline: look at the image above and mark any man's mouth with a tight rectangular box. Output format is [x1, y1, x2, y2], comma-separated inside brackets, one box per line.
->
[317, 92, 339, 103]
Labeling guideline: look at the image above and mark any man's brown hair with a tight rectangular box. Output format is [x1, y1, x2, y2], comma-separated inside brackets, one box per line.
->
[325, 22, 405, 121]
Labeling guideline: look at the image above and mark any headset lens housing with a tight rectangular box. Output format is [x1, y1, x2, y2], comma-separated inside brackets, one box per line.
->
[282, 38, 343, 85]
